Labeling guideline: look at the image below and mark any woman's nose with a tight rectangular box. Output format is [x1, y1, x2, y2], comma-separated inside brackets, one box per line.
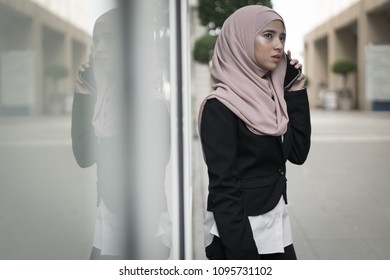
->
[274, 38, 283, 49]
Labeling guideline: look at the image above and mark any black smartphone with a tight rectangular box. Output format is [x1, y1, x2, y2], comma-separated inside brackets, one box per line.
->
[283, 54, 302, 91]
[79, 60, 96, 92]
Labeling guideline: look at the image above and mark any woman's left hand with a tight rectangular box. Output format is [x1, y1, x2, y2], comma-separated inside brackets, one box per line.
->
[287, 50, 306, 92]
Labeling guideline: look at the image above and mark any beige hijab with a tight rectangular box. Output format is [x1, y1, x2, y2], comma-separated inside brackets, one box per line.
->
[199, 5, 289, 136]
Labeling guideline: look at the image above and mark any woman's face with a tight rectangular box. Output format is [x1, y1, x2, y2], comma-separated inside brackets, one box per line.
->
[93, 22, 119, 73]
[254, 20, 286, 71]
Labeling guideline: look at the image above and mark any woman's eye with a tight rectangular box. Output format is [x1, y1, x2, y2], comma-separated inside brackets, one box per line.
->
[264, 33, 272, 39]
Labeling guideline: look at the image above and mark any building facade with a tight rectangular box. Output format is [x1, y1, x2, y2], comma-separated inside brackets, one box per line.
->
[0, 0, 91, 116]
[304, 0, 390, 110]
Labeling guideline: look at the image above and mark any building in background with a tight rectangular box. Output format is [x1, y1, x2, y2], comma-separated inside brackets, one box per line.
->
[29, 0, 91, 33]
[0, 0, 91, 116]
[304, 0, 390, 111]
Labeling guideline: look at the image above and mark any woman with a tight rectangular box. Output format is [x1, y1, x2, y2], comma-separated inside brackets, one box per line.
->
[72, 9, 170, 259]
[71, 9, 127, 259]
[199, 5, 311, 260]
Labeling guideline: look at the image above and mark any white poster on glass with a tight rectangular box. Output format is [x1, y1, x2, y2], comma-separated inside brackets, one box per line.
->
[365, 45, 390, 101]
[1, 51, 35, 106]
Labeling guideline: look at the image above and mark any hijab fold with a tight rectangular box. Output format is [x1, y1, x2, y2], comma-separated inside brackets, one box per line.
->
[199, 5, 289, 136]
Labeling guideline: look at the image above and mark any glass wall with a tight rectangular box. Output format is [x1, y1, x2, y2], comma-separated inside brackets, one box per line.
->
[0, 0, 191, 259]
[116, 0, 192, 260]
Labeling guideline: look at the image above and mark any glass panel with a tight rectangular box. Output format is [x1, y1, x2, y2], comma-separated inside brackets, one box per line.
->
[0, 0, 107, 259]
[0, 0, 179, 260]
[116, 0, 175, 259]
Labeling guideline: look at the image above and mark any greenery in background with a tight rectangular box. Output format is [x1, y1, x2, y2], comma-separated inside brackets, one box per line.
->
[45, 65, 69, 102]
[332, 59, 358, 110]
[193, 34, 218, 64]
[198, 0, 273, 30]
[331, 59, 357, 101]
[194, 0, 273, 64]
[332, 60, 357, 76]
[45, 65, 69, 80]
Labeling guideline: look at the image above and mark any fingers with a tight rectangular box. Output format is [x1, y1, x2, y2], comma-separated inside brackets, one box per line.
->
[75, 62, 92, 94]
[289, 73, 306, 92]
[293, 74, 305, 86]
[289, 57, 301, 67]
[296, 73, 305, 82]
[78, 61, 91, 73]
[289, 59, 302, 69]
[290, 59, 302, 68]
[287, 50, 302, 69]
[74, 77, 92, 94]
[75, 75, 83, 85]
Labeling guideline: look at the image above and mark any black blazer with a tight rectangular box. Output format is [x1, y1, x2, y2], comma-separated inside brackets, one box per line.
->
[200, 89, 311, 259]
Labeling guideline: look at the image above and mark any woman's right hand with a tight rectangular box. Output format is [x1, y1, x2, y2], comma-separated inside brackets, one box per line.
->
[75, 62, 93, 94]
[286, 50, 305, 92]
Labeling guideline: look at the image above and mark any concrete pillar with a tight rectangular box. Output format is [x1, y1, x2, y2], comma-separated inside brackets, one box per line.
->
[304, 39, 316, 106]
[332, 26, 358, 108]
[315, 38, 329, 107]
[72, 40, 88, 84]
[357, 0, 370, 110]
[305, 36, 326, 107]
[31, 16, 44, 115]
[64, 32, 73, 100]
[328, 29, 338, 92]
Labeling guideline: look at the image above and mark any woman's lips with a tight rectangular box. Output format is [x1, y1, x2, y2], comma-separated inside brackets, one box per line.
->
[272, 55, 281, 62]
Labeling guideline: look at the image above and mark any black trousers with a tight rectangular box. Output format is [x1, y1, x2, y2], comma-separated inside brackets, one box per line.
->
[206, 236, 297, 260]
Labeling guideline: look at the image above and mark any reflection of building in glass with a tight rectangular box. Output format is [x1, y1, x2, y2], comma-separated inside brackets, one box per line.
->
[304, 0, 390, 111]
[29, 0, 91, 32]
[0, 1, 90, 116]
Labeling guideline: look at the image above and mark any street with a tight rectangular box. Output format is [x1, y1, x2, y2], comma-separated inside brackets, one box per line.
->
[0, 116, 96, 259]
[287, 109, 390, 259]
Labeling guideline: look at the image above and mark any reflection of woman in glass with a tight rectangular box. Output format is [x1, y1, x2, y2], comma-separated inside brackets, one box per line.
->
[72, 9, 125, 260]
[72, 9, 171, 259]
[199, 6, 311, 260]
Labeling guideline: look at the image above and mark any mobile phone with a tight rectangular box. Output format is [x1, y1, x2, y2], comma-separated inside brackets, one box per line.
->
[79, 60, 96, 92]
[283, 54, 302, 90]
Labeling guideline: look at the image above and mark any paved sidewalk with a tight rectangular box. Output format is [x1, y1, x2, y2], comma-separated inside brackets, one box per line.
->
[192, 109, 390, 259]
[0, 115, 96, 259]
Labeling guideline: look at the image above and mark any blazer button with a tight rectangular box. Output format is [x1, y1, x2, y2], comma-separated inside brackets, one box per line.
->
[278, 169, 285, 176]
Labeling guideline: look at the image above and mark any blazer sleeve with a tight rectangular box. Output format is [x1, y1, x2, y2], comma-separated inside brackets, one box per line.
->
[284, 88, 311, 165]
[71, 92, 98, 168]
[200, 99, 259, 259]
